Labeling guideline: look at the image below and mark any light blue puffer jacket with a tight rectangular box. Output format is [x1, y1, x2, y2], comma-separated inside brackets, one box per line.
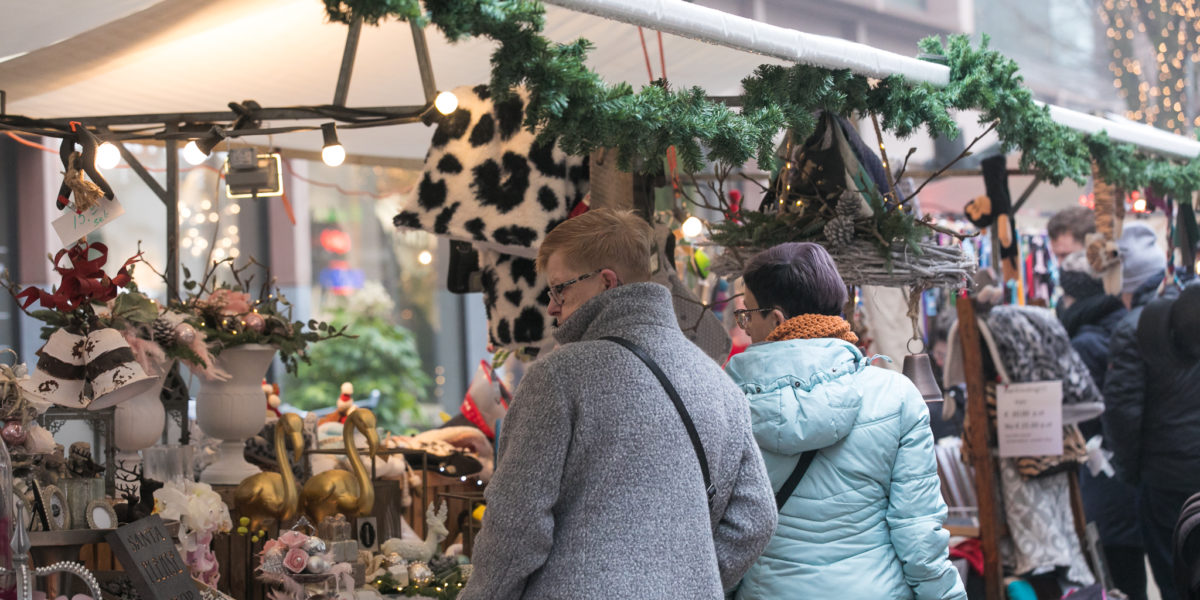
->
[726, 338, 966, 600]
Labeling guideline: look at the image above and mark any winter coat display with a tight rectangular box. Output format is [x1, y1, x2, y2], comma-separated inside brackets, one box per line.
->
[725, 337, 966, 600]
[983, 305, 1099, 584]
[1104, 279, 1200, 493]
[461, 283, 776, 600]
[1058, 294, 1142, 550]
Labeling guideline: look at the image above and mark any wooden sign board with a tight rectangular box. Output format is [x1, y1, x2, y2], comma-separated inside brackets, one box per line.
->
[106, 515, 200, 600]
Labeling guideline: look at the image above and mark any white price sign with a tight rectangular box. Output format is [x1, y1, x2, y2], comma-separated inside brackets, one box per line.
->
[996, 380, 1063, 458]
[53, 196, 125, 246]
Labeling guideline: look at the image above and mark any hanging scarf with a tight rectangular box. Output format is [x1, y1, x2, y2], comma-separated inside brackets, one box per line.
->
[766, 314, 859, 344]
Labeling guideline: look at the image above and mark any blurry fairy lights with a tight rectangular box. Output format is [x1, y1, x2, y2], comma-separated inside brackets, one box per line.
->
[179, 193, 242, 258]
[1099, 0, 1200, 132]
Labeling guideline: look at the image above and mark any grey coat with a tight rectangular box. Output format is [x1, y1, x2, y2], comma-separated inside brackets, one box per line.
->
[460, 283, 776, 599]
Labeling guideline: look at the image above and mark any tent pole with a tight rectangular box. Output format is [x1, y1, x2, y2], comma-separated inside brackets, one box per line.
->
[410, 21, 438, 103]
[333, 18, 363, 106]
[165, 127, 179, 302]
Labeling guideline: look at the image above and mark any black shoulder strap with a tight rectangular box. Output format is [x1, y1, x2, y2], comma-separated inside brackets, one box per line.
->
[600, 336, 715, 506]
[776, 449, 819, 511]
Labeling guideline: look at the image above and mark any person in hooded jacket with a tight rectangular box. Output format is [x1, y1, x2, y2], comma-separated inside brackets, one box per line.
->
[726, 242, 966, 600]
[1056, 250, 1145, 600]
[1104, 223, 1200, 600]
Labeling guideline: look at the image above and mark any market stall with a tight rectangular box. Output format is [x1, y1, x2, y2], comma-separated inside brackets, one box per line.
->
[2, 0, 1200, 599]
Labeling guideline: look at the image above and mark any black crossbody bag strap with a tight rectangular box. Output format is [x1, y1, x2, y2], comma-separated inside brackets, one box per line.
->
[600, 336, 715, 506]
[775, 449, 819, 511]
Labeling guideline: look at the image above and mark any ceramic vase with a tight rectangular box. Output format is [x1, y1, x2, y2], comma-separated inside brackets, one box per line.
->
[196, 344, 275, 484]
[113, 371, 167, 498]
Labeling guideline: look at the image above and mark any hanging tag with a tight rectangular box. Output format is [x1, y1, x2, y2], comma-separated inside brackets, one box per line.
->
[52, 196, 125, 246]
[996, 380, 1063, 457]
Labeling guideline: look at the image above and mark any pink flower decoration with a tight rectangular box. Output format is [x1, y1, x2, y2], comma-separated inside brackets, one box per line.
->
[283, 548, 308, 574]
[207, 288, 253, 316]
[278, 530, 308, 548]
[262, 539, 285, 554]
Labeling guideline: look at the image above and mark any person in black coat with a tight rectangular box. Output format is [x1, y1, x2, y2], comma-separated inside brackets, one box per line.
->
[1103, 223, 1200, 600]
[1056, 251, 1145, 600]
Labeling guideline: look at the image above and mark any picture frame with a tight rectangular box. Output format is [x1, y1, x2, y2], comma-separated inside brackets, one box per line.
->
[40, 483, 70, 530]
[86, 499, 117, 530]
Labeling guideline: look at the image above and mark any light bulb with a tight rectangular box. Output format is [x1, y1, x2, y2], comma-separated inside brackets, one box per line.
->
[96, 142, 121, 170]
[681, 216, 704, 239]
[182, 141, 207, 165]
[322, 144, 346, 167]
[435, 91, 459, 115]
[321, 122, 345, 167]
[418, 250, 433, 265]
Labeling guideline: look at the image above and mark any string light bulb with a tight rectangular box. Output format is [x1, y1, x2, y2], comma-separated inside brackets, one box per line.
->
[681, 216, 704, 239]
[418, 250, 434, 265]
[96, 142, 121, 170]
[321, 123, 346, 167]
[182, 141, 207, 165]
[435, 91, 459, 115]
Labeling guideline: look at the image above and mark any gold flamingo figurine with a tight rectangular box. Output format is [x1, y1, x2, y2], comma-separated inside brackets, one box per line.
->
[301, 409, 379, 524]
[233, 413, 305, 541]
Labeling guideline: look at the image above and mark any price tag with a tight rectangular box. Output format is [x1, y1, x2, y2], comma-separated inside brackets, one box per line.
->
[996, 381, 1063, 457]
[52, 196, 125, 246]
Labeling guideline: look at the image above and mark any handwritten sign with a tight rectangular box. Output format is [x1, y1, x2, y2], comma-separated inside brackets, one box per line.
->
[996, 381, 1063, 457]
[106, 515, 199, 600]
[52, 196, 125, 246]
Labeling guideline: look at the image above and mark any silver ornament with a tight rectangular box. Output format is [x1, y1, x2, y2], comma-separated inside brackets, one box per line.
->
[407, 561, 433, 585]
[260, 548, 285, 574]
[302, 536, 327, 555]
[305, 555, 330, 574]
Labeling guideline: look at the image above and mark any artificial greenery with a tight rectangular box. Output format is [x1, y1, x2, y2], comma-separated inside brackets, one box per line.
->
[284, 312, 429, 432]
[331, 0, 1200, 203]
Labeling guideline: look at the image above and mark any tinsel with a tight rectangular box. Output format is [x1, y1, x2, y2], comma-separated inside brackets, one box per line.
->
[328, 0, 1200, 202]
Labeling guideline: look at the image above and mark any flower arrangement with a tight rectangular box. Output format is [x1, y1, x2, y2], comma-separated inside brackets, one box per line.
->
[153, 479, 232, 587]
[256, 525, 353, 600]
[171, 258, 350, 375]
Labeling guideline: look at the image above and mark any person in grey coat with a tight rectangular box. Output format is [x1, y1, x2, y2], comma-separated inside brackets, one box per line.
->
[459, 209, 777, 600]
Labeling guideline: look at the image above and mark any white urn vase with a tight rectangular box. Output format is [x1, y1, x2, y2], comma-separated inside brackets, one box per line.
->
[196, 344, 276, 484]
[113, 372, 167, 498]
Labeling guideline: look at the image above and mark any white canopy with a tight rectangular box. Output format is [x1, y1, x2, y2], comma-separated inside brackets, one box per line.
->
[1, 0, 782, 162]
[3, 0, 1196, 164]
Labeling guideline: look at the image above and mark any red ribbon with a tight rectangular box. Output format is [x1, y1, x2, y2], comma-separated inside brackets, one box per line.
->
[16, 242, 140, 312]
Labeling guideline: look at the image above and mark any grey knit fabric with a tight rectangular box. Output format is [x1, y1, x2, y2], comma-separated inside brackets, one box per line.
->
[460, 282, 776, 599]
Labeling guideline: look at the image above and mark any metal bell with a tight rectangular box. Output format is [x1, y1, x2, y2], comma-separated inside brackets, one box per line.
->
[902, 353, 943, 404]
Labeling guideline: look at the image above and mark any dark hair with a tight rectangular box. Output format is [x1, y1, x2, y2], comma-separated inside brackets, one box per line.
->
[742, 242, 847, 318]
[1047, 206, 1096, 244]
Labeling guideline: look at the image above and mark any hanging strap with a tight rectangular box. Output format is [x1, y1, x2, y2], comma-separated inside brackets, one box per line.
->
[600, 336, 715, 506]
[775, 449, 819, 511]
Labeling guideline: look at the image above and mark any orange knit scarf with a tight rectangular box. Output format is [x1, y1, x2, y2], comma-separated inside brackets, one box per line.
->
[766, 314, 859, 344]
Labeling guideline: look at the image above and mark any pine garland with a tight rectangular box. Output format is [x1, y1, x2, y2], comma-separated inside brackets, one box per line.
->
[331, 0, 1200, 202]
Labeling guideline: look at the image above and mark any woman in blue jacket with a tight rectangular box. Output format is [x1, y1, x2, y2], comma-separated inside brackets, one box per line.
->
[727, 242, 965, 600]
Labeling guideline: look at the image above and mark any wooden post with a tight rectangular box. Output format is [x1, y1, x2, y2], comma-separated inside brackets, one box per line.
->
[956, 294, 1004, 600]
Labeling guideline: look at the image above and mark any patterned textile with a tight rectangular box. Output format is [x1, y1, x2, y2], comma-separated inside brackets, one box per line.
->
[985, 305, 1100, 584]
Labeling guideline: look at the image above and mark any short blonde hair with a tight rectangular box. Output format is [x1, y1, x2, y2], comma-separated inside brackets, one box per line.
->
[536, 209, 653, 283]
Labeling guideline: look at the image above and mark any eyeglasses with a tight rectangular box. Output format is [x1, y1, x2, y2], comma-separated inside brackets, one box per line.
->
[548, 269, 603, 305]
[732, 307, 773, 330]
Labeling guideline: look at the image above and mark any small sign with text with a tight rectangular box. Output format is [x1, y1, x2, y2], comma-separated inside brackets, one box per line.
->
[996, 381, 1063, 457]
[53, 196, 125, 246]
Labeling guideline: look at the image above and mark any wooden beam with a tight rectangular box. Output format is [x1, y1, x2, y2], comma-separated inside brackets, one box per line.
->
[956, 294, 1005, 600]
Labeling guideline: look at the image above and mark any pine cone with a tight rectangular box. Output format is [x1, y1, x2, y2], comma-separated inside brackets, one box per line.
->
[836, 191, 861, 219]
[151, 317, 176, 345]
[824, 216, 855, 249]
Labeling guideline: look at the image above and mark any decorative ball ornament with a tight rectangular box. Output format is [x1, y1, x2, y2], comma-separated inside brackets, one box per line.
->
[301, 536, 327, 555]
[407, 561, 434, 586]
[175, 323, 197, 345]
[2, 419, 27, 446]
[243, 312, 266, 333]
[305, 555, 330, 574]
